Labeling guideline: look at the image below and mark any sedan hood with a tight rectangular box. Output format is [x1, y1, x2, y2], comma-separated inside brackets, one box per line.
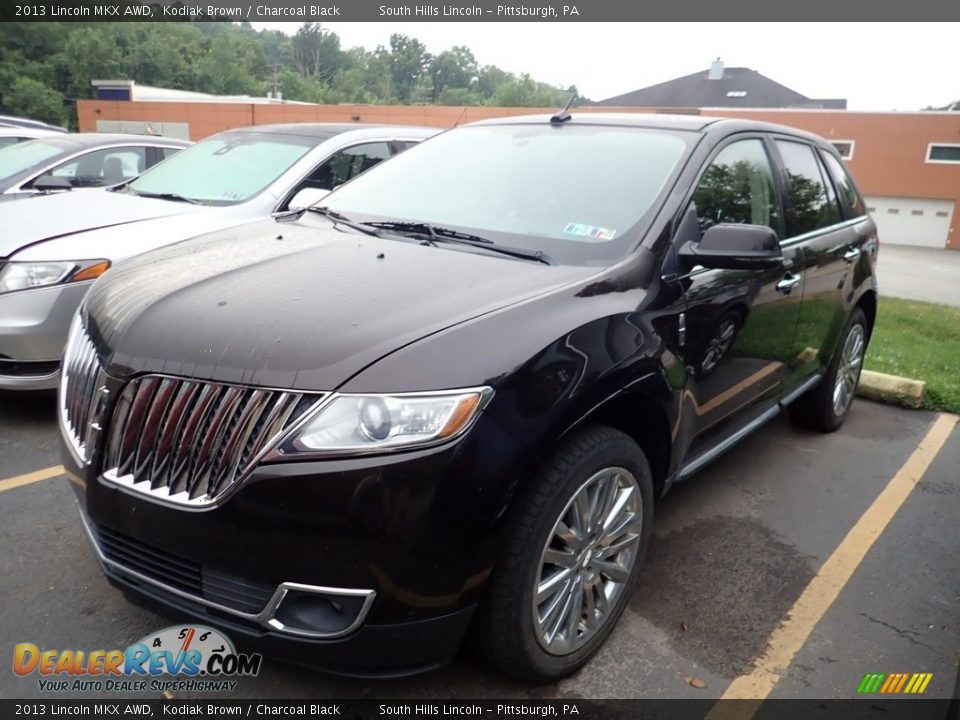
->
[84, 216, 596, 391]
[0, 189, 197, 258]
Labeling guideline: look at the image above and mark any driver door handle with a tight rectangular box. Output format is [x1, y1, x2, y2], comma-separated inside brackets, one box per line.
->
[776, 273, 802, 294]
[843, 247, 861, 263]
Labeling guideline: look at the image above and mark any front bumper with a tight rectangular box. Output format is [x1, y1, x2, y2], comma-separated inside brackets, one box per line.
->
[0, 281, 92, 390]
[65, 410, 532, 674]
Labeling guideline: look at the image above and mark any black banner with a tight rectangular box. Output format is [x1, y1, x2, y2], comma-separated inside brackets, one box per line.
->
[0, 699, 958, 720]
[1, 0, 959, 22]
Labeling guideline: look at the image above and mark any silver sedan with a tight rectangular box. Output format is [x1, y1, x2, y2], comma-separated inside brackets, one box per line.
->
[0, 123, 438, 390]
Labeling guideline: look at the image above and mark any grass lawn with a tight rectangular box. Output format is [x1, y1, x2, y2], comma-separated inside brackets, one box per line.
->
[865, 297, 960, 414]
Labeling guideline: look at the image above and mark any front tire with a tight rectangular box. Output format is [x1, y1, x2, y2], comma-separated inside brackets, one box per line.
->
[789, 307, 868, 432]
[475, 425, 654, 681]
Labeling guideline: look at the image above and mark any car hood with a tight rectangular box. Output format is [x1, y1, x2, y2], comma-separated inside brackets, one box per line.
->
[0, 189, 198, 258]
[13, 205, 253, 262]
[83, 216, 596, 392]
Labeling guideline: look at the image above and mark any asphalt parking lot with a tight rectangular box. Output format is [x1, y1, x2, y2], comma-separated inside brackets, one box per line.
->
[1, 391, 958, 703]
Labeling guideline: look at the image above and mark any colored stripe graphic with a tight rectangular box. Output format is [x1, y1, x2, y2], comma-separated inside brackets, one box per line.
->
[857, 672, 932, 694]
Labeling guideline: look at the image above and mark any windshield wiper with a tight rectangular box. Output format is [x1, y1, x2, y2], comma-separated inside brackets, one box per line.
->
[127, 189, 202, 205]
[306, 206, 381, 237]
[364, 221, 554, 265]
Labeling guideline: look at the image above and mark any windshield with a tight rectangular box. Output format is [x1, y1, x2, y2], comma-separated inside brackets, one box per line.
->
[323, 124, 690, 265]
[0, 139, 68, 183]
[128, 131, 318, 205]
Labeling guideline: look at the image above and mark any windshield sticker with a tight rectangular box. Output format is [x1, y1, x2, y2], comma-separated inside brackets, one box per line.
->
[563, 222, 617, 241]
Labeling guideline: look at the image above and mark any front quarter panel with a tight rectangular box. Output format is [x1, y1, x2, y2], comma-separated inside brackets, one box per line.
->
[340, 252, 682, 515]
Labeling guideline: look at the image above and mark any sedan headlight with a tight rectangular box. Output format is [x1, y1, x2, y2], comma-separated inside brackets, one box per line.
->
[0, 260, 111, 294]
[285, 388, 494, 454]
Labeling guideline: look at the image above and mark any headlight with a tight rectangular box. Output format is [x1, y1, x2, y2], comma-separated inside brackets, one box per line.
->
[284, 388, 494, 455]
[0, 260, 111, 294]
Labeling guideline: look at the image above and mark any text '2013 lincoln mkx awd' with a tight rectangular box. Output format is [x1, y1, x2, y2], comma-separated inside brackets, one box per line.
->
[59, 113, 878, 681]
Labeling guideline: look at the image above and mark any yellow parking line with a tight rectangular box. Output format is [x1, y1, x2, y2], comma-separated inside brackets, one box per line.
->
[706, 412, 958, 719]
[0, 465, 64, 493]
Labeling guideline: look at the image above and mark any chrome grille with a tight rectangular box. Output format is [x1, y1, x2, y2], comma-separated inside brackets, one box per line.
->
[102, 376, 321, 508]
[59, 319, 107, 464]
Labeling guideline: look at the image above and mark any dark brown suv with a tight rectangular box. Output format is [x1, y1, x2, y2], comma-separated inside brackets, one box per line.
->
[59, 113, 878, 681]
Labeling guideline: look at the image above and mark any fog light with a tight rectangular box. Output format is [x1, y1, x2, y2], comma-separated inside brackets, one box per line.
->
[268, 585, 373, 637]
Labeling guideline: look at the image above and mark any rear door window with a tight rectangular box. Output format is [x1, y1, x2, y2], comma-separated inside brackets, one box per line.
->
[46, 146, 147, 187]
[296, 142, 392, 194]
[820, 151, 866, 218]
[775, 140, 841, 237]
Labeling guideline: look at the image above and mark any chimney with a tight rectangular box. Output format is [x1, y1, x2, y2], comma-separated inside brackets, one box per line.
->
[708, 58, 724, 80]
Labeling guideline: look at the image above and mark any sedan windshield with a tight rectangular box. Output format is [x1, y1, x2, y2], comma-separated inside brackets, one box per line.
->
[128, 131, 318, 205]
[324, 124, 690, 265]
[0, 139, 67, 183]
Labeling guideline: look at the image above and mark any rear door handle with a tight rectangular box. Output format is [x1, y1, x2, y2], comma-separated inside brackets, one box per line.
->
[843, 247, 861, 263]
[776, 273, 802, 294]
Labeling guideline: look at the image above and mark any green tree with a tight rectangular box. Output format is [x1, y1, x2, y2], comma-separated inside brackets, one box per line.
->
[291, 23, 344, 82]
[385, 34, 431, 103]
[195, 27, 267, 95]
[491, 74, 568, 107]
[437, 86, 482, 106]
[0, 21, 582, 114]
[59, 27, 125, 98]
[5, 76, 65, 125]
[429, 46, 478, 100]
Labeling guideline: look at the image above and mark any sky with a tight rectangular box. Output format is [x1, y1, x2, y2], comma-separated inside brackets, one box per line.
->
[252, 22, 959, 111]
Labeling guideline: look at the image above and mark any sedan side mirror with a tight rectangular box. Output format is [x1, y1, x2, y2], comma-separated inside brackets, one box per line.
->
[679, 224, 783, 271]
[288, 187, 330, 212]
[32, 175, 73, 192]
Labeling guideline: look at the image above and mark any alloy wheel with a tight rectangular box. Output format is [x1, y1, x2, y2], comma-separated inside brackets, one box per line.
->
[833, 324, 865, 417]
[532, 467, 643, 655]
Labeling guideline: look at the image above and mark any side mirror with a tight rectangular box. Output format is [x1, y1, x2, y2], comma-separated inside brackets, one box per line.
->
[288, 187, 330, 212]
[679, 224, 783, 270]
[32, 175, 73, 192]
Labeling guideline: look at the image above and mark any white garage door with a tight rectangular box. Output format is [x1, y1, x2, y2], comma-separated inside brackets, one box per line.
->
[864, 196, 953, 248]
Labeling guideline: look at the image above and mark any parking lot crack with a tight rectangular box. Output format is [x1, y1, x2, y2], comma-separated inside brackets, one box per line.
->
[859, 612, 932, 649]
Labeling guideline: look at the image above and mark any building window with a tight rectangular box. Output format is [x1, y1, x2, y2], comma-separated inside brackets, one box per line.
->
[926, 144, 960, 164]
[911, 209, 924, 216]
[936, 211, 949, 218]
[887, 208, 900, 214]
[725, 91, 747, 98]
[831, 141, 855, 160]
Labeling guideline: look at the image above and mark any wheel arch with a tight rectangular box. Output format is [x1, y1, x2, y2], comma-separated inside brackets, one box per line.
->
[855, 288, 877, 341]
[557, 390, 673, 501]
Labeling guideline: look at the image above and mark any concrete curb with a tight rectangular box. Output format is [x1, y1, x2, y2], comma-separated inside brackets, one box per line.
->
[857, 370, 926, 409]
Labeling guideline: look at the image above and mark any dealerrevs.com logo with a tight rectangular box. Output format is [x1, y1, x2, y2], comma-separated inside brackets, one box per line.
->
[13, 625, 262, 693]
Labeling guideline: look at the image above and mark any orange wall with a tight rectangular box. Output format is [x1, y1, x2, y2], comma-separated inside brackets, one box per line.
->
[78, 100, 960, 248]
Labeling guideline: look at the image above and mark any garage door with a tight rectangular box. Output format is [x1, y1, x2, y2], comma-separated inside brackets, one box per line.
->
[864, 196, 953, 248]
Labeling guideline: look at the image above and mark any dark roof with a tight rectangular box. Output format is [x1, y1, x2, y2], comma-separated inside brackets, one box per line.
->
[466, 113, 835, 147]
[594, 67, 847, 110]
[468, 112, 716, 132]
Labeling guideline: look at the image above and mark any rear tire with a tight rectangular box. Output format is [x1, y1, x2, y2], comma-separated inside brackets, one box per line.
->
[474, 425, 654, 682]
[788, 307, 868, 432]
